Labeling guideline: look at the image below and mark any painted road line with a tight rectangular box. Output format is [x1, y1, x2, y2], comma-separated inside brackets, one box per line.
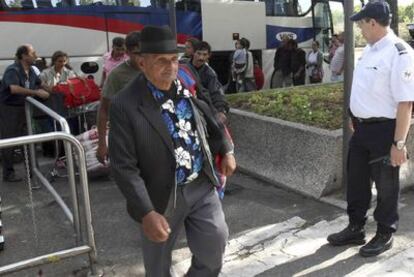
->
[220, 215, 348, 277]
[172, 216, 307, 276]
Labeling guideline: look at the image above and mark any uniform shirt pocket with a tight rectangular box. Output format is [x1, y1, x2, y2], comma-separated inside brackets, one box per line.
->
[362, 64, 389, 93]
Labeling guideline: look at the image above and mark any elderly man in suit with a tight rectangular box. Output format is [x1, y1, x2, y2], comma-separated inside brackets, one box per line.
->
[108, 25, 236, 277]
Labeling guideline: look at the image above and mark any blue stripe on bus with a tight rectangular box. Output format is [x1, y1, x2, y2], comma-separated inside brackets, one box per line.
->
[1, 6, 202, 38]
[266, 25, 315, 48]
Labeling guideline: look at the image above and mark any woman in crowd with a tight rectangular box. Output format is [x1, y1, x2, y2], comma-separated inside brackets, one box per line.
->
[38, 51, 77, 157]
[40, 51, 76, 87]
[306, 41, 323, 84]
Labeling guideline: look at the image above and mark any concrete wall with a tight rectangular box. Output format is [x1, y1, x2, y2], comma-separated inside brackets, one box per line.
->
[229, 109, 414, 198]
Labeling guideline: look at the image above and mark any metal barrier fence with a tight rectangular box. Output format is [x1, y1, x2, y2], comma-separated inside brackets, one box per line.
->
[0, 132, 96, 275]
[25, 97, 81, 241]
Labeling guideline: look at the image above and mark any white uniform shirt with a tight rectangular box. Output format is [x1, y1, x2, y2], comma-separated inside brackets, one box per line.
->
[350, 30, 414, 119]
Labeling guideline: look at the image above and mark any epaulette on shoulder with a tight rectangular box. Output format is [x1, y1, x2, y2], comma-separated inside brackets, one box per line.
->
[395, 42, 408, 55]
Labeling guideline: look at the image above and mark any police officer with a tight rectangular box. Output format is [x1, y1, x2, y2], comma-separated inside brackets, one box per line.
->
[327, 1, 414, 257]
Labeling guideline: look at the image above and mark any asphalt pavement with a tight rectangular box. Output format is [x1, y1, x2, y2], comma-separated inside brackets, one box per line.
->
[1, 160, 414, 276]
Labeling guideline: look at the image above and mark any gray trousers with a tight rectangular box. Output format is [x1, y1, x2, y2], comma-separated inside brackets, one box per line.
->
[0, 104, 26, 178]
[140, 174, 228, 277]
[271, 70, 293, 88]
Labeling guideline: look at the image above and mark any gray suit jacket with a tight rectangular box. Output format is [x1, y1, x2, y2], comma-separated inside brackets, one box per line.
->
[108, 74, 233, 222]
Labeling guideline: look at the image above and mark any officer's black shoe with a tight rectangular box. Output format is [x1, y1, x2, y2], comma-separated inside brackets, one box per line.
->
[327, 224, 366, 246]
[359, 232, 393, 257]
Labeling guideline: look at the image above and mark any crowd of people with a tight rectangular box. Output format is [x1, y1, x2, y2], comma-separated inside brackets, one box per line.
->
[1, 1, 414, 275]
[271, 32, 346, 88]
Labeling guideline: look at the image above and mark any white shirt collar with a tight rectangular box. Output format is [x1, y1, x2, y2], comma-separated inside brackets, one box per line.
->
[369, 29, 394, 51]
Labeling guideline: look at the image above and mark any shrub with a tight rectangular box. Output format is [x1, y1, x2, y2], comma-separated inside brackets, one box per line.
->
[226, 83, 344, 130]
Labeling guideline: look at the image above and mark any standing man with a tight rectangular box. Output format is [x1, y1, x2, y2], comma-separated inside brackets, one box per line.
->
[100, 36, 128, 87]
[185, 41, 229, 123]
[0, 44, 49, 182]
[179, 37, 200, 63]
[271, 36, 293, 88]
[330, 32, 345, 82]
[290, 39, 306, 86]
[108, 26, 236, 276]
[96, 31, 141, 164]
[327, 1, 414, 257]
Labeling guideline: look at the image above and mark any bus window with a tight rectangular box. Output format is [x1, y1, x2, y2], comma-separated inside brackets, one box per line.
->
[78, 0, 116, 6]
[313, 1, 332, 53]
[54, 0, 76, 7]
[262, 0, 306, 16]
[330, 1, 344, 32]
[176, 0, 200, 12]
[149, 0, 168, 8]
[36, 0, 53, 8]
[297, 0, 311, 15]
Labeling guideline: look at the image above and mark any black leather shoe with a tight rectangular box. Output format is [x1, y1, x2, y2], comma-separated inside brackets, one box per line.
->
[359, 233, 393, 257]
[3, 173, 22, 183]
[327, 224, 366, 246]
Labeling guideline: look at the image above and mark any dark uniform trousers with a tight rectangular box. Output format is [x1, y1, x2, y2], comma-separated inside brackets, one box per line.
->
[347, 119, 399, 234]
[0, 104, 27, 178]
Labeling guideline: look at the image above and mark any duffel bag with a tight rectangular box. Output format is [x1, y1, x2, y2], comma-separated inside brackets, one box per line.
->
[54, 77, 101, 108]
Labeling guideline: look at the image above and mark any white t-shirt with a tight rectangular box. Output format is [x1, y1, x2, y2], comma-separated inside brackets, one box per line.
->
[350, 30, 414, 119]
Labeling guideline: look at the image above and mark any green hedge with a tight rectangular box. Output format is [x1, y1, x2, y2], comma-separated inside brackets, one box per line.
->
[226, 83, 344, 130]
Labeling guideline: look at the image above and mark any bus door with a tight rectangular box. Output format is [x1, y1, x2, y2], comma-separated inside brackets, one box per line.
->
[312, 0, 333, 54]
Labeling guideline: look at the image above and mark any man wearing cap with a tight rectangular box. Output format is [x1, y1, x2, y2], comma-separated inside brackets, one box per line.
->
[327, 1, 414, 257]
[108, 25, 236, 276]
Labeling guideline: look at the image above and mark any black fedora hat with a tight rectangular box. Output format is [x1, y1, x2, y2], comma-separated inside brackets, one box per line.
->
[140, 25, 177, 54]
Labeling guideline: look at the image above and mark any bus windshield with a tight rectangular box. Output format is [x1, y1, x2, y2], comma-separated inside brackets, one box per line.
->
[261, 0, 312, 16]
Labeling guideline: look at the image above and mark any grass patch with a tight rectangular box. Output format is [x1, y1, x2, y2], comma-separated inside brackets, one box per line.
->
[226, 83, 344, 130]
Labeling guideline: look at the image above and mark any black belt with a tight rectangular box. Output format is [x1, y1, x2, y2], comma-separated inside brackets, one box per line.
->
[348, 110, 394, 124]
[354, 117, 394, 124]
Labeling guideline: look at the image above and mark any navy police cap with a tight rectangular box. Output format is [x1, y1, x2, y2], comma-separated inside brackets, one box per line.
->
[350, 1, 391, 22]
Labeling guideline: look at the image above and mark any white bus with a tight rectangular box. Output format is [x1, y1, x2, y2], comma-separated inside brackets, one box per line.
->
[0, 0, 343, 87]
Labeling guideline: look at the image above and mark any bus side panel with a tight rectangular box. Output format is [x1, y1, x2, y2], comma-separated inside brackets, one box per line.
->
[176, 10, 202, 43]
[266, 16, 314, 49]
[0, 22, 108, 79]
[200, 0, 266, 51]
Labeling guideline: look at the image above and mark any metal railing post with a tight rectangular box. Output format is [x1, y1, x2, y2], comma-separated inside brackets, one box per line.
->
[24, 98, 82, 243]
[0, 132, 97, 275]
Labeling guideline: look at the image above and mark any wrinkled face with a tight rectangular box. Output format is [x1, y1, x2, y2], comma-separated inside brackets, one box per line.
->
[139, 53, 178, 89]
[54, 56, 68, 71]
[192, 49, 209, 68]
[184, 41, 195, 57]
[112, 45, 126, 59]
[23, 45, 37, 65]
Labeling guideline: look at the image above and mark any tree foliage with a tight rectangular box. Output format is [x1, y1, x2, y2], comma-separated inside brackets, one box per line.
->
[399, 3, 414, 24]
